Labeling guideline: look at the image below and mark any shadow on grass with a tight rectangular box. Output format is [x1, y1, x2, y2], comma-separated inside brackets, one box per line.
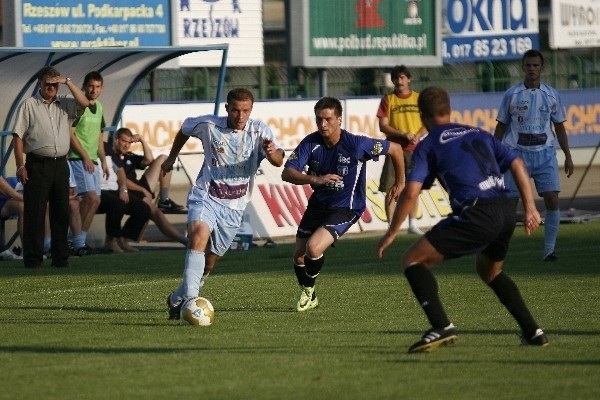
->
[383, 328, 600, 337]
[9, 305, 155, 313]
[0, 344, 241, 355]
[1, 221, 598, 280]
[387, 357, 600, 366]
[8, 305, 295, 313]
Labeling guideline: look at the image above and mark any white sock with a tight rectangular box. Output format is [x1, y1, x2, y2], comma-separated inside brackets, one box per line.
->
[73, 232, 86, 248]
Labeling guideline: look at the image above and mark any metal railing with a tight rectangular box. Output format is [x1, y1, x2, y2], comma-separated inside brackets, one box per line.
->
[128, 51, 600, 103]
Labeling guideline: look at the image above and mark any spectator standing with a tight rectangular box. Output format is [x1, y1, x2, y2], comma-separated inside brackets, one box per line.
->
[494, 49, 574, 262]
[282, 97, 405, 312]
[68, 71, 109, 255]
[378, 87, 548, 353]
[12, 66, 90, 269]
[162, 88, 284, 320]
[377, 65, 427, 234]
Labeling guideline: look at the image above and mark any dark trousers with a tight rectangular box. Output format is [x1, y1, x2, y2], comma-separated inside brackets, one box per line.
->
[98, 190, 151, 241]
[23, 155, 70, 267]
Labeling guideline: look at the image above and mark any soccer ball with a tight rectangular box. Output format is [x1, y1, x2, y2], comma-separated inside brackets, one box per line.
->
[180, 297, 215, 326]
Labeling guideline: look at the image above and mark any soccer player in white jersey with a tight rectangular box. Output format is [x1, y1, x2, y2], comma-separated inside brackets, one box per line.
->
[494, 49, 574, 262]
[161, 88, 285, 319]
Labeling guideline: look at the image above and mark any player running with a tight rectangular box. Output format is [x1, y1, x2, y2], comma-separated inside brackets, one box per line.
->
[283, 96, 405, 312]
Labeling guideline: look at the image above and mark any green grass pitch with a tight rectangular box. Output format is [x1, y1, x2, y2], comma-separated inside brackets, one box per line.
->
[1, 221, 599, 400]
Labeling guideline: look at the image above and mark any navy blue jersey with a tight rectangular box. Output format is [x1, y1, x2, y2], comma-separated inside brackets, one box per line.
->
[285, 129, 389, 213]
[409, 124, 517, 210]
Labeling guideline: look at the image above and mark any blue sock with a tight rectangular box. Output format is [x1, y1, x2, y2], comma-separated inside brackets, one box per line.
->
[544, 209, 560, 256]
[179, 249, 206, 299]
[171, 272, 208, 306]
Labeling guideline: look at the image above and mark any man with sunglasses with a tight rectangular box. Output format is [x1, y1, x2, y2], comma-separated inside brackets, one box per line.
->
[12, 66, 90, 269]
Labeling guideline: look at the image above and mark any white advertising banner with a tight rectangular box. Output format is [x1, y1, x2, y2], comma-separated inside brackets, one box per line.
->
[119, 98, 385, 154]
[249, 100, 318, 150]
[550, 0, 600, 49]
[123, 98, 452, 239]
[120, 102, 214, 155]
[240, 157, 450, 240]
[169, 0, 263, 67]
[344, 98, 385, 139]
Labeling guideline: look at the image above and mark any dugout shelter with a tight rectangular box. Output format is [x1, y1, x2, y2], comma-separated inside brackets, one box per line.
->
[0, 45, 229, 176]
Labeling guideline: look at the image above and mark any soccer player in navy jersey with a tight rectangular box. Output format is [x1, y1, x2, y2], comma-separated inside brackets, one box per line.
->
[494, 49, 574, 262]
[377, 86, 549, 353]
[282, 96, 405, 312]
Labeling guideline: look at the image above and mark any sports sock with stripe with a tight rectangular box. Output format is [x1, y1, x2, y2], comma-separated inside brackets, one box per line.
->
[304, 254, 324, 287]
[293, 264, 308, 287]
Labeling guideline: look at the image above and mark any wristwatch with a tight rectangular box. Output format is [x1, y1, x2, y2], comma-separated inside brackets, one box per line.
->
[65, 77, 71, 84]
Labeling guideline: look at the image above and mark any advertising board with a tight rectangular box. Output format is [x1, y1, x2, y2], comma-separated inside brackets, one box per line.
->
[442, 0, 539, 62]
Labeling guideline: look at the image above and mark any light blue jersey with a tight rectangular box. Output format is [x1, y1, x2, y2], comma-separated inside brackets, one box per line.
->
[496, 82, 567, 152]
[181, 115, 282, 211]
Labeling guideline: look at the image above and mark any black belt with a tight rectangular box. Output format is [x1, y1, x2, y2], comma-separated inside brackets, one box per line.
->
[517, 133, 547, 146]
[27, 153, 67, 162]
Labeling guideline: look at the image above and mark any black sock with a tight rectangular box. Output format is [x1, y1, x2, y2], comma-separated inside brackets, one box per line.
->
[304, 255, 324, 287]
[488, 272, 539, 337]
[293, 264, 307, 287]
[404, 264, 451, 329]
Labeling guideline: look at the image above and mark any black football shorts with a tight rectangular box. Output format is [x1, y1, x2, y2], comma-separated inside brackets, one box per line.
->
[297, 197, 360, 242]
[425, 197, 517, 261]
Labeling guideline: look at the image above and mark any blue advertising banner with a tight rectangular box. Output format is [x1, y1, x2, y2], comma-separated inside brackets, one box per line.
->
[442, 0, 540, 62]
[21, 0, 171, 47]
[450, 90, 600, 148]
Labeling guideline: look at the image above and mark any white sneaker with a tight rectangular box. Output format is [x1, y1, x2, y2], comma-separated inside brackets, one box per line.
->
[0, 249, 23, 260]
[408, 225, 424, 235]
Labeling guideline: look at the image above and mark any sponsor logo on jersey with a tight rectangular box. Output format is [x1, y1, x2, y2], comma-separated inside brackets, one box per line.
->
[371, 141, 384, 155]
[338, 154, 351, 164]
[439, 127, 478, 144]
[478, 175, 505, 191]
